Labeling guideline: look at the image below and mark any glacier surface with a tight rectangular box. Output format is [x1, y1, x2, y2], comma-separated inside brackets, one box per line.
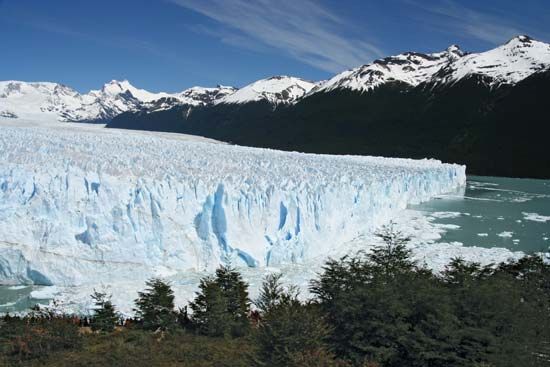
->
[0, 119, 466, 289]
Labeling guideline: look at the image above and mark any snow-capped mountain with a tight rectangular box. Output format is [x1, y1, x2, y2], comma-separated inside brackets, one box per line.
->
[218, 76, 316, 105]
[0, 77, 315, 124]
[179, 85, 237, 105]
[105, 35, 550, 179]
[0, 80, 237, 123]
[90, 79, 174, 103]
[0, 81, 102, 122]
[311, 45, 465, 94]
[312, 36, 550, 94]
[434, 35, 550, 86]
[132, 86, 239, 114]
[3, 36, 548, 125]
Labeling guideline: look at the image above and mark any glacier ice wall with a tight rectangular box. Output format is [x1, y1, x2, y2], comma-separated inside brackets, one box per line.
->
[0, 123, 466, 286]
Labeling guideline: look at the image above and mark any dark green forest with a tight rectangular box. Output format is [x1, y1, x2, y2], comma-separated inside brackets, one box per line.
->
[1, 227, 549, 366]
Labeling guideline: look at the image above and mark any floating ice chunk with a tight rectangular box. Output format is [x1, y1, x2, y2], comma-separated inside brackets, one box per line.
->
[30, 286, 60, 299]
[511, 197, 531, 203]
[497, 231, 514, 238]
[522, 212, 550, 223]
[8, 285, 28, 290]
[430, 211, 463, 219]
[435, 224, 461, 230]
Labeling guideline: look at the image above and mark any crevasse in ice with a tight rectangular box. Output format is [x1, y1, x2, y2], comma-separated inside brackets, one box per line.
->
[0, 124, 466, 286]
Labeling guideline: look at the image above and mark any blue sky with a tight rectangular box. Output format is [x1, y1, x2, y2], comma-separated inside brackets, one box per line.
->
[1, 0, 549, 92]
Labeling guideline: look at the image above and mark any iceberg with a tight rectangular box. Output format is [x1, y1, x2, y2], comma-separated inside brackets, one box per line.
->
[0, 121, 466, 288]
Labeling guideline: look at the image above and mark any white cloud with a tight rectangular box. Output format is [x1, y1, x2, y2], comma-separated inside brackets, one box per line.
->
[169, 0, 383, 73]
[407, 0, 529, 44]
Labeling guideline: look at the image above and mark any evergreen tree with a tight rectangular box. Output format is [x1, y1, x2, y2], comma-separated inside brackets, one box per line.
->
[369, 224, 415, 276]
[176, 306, 192, 330]
[189, 266, 250, 337]
[253, 282, 333, 367]
[255, 273, 285, 315]
[90, 291, 119, 333]
[442, 257, 489, 286]
[189, 277, 232, 337]
[214, 266, 251, 336]
[134, 278, 176, 331]
[311, 226, 462, 366]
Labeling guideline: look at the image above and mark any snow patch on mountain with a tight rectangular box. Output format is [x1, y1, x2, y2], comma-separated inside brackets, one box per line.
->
[0, 81, 238, 123]
[437, 36, 550, 85]
[218, 76, 316, 105]
[178, 86, 237, 105]
[311, 36, 550, 94]
[3, 35, 547, 122]
[89, 80, 174, 103]
[0, 120, 465, 287]
[311, 46, 465, 94]
[0, 81, 100, 123]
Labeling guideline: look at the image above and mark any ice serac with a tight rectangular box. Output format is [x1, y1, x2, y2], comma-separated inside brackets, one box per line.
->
[0, 124, 466, 287]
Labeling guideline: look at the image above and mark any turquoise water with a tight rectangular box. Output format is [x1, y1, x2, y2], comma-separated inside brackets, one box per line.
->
[410, 176, 550, 253]
[0, 285, 49, 314]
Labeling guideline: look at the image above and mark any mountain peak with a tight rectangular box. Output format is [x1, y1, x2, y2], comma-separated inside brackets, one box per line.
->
[438, 35, 550, 85]
[176, 85, 237, 106]
[101, 79, 135, 95]
[218, 76, 316, 105]
[312, 46, 465, 94]
[446, 44, 464, 57]
[506, 35, 533, 45]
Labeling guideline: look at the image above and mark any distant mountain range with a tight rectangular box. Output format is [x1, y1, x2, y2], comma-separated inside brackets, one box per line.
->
[1, 36, 549, 178]
[0, 79, 236, 123]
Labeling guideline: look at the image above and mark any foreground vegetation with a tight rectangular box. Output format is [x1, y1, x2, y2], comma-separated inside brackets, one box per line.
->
[1, 226, 549, 366]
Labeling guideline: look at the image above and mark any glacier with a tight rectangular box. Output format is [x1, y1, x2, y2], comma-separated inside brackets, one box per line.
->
[0, 120, 466, 290]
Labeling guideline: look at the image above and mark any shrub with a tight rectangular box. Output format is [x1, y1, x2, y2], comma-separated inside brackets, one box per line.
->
[0, 316, 81, 361]
[253, 275, 333, 367]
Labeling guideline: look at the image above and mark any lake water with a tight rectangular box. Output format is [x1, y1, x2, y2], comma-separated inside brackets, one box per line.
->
[0, 285, 49, 314]
[411, 176, 550, 253]
[1, 175, 548, 314]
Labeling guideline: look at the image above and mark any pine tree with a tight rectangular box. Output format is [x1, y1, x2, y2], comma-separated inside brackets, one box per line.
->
[214, 266, 250, 336]
[255, 273, 285, 315]
[189, 266, 250, 337]
[90, 291, 119, 333]
[189, 277, 232, 337]
[370, 223, 415, 276]
[134, 278, 176, 331]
